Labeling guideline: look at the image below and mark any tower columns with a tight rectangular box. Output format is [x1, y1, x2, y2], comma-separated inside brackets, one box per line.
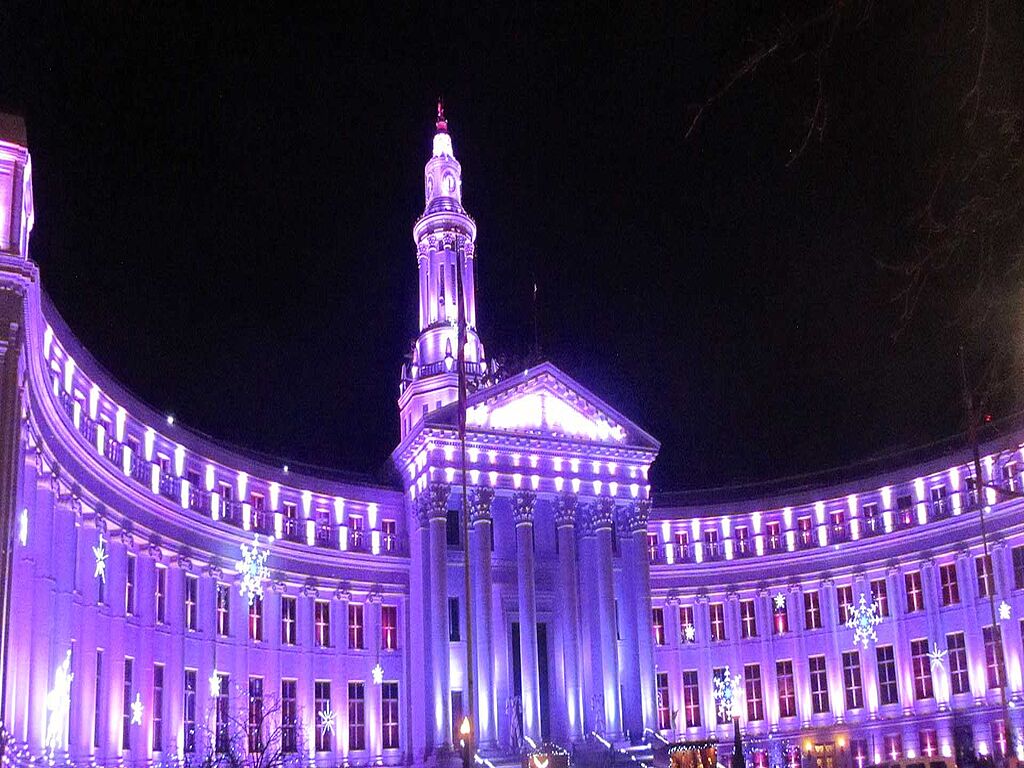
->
[424, 483, 452, 750]
[556, 494, 584, 742]
[469, 487, 497, 747]
[513, 490, 542, 742]
[593, 497, 622, 740]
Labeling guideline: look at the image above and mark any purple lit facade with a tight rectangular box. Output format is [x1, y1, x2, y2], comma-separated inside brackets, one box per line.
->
[0, 110, 1020, 768]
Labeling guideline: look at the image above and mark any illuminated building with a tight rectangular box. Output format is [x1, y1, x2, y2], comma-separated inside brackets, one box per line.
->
[0, 108, 1020, 768]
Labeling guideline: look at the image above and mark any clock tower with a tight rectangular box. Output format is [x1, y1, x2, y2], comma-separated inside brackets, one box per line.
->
[398, 103, 487, 437]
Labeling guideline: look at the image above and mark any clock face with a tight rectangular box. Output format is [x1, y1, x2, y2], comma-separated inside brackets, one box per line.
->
[443, 174, 456, 195]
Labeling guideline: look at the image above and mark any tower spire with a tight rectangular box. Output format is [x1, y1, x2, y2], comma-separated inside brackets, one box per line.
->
[436, 98, 448, 132]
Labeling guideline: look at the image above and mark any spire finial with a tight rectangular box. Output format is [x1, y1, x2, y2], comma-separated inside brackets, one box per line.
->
[436, 98, 448, 132]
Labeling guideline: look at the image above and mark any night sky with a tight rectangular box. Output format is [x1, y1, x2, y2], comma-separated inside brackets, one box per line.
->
[3, 5, 1021, 491]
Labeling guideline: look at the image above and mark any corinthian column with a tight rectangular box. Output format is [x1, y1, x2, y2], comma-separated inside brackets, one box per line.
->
[593, 496, 622, 740]
[513, 489, 542, 742]
[555, 493, 584, 742]
[619, 501, 652, 743]
[424, 482, 452, 749]
[469, 487, 497, 746]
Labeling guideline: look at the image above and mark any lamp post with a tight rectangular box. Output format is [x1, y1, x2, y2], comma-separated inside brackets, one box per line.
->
[460, 716, 473, 768]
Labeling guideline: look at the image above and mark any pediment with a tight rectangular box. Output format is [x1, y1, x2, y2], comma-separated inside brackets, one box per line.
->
[425, 362, 660, 450]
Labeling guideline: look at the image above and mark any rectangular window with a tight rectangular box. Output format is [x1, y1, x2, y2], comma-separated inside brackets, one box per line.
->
[674, 531, 689, 560]
[809, 655, 829, 714]
[216, 583, 230, 636]
[348, 681, 366, 751]
[448, 597, 461, 642]
[382, 605, 399, 650]
[773, 596, 789, 635]
[863, 502, 879, 533]
[797, 516, 813, 547]
[215, 673, 229, 753]
[984, 624, 1005, 689]
[842, 651, 863, 711]
[993, 720, 1009, 757]
[155, 566, 167, 624]
[281, 679, 297, 753]
[735, 526, 750, 555]
[122, 657, 133, 750]
[248, 677, 263, 752]
[249, 595, 263, 642]
[940, 563, 960, 605]
[315, 680, 332, 752]
[766, 521, 781, 550]
[656, 672, 671, 729]
[651, 607, 666, 645]
[281, 596, 297, 645]
[382, 681, 400, 749]
[682, 670, 701, 727]
[776, 660, 796, 718]
[977, 554, 995, 597]
[871, 578, 890, 617]
[183, 669, 197, 754]
[836, 585, 854, 624]
[804, 590, 822, 630]
[680, 605, 696, 643]
[125, 553, 136, 616]
[1014, 546, 1024, 589]
[350, 515, 365, 549]
[920, 729, 938, 758]
[876, 645, 899, 706]
[703, 529, 720, 559]
[709, 602, 726, 641]
[94, 650, 103, 748]
[152, 663, 164, 752]
[283, 502, 298, 538]
[884, 734, 903, 762]
[349, 603, 364, 649]
[382, 519, 397, 553]
[744, 664, 764, 721]
[647, 533, 659, 563]
[905, 571, 924, 612]
[446, 506, 461, 547]
[314, 600, 331, 647]
[740, 599, 758, 639]
[947, 631, 969, 695]
[185, 574, 198, 631]
[911, 638, 934, 700]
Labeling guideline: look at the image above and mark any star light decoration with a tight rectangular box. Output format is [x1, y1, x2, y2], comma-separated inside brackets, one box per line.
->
[683, 623, 696, 643]
[712, 666, 742, 721]
[130, 693, 144, 725]
[237, 535, 271, 606]
[846, 593, 883, 649]
[773, 593, 787, 610]
[318, 706, 336, 736]
[927, 641, 947, 671]
[1000, 600, 1012, 621]
[372, 663, 384, 685]
[92, 536, 108, 582]
[209, 673, 222, 698]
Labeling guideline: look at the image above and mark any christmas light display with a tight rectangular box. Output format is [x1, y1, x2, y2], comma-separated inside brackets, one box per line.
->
[372, 663, 384, 685]
[130, 693, 143, 725]
[318, 706, 336, 736]
[44, 650, 73, 751]
[683, 623, 696, 643]
[846, 593, 882, 648]
[92, 536, 107, 582]
[927, 642, 947, 671]
[237, 535, 271, 606]
[1000, 600, 1012, 621]
[713, 666, 742, 721]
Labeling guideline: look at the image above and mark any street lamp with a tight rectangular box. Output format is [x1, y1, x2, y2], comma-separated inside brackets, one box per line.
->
[459, 716, 473, 768]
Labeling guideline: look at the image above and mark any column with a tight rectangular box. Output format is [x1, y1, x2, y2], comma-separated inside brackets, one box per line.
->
[593, 496, 622, 739]
[577, 506, 601, 735]
[821, 578, 845, 722]
[469, 487, 497, 747]
[555, 493, 583, 742]
[424, 483, 452, 750]
[618, 503, 644, 743]
[632, 500, 656, 731]
[367, 591, 383, 758]
[513, 489, 541, 742]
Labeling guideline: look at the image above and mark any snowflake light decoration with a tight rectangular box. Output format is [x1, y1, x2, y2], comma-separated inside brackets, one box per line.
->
[846, 593, 882, 649]
[130, 693, 143, 725]
[1000, 600, 1012, 621]
[927, 642, 947, 671]
[209, 672, 221, 698]
[318, 706, 336, 736]
[92, 536, 108, 582]
[237, 535, 270, 606]
[712, 666, 742, 721]
[372, 663, 384, 685]
[683, 623, 696, 643]
[773, 593, 787, 610]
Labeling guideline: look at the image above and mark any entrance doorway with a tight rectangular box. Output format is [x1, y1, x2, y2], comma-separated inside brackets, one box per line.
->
[511, 621, 551, 740]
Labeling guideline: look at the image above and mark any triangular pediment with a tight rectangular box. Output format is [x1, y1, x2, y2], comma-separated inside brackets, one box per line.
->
[424, 362, 660, 450]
